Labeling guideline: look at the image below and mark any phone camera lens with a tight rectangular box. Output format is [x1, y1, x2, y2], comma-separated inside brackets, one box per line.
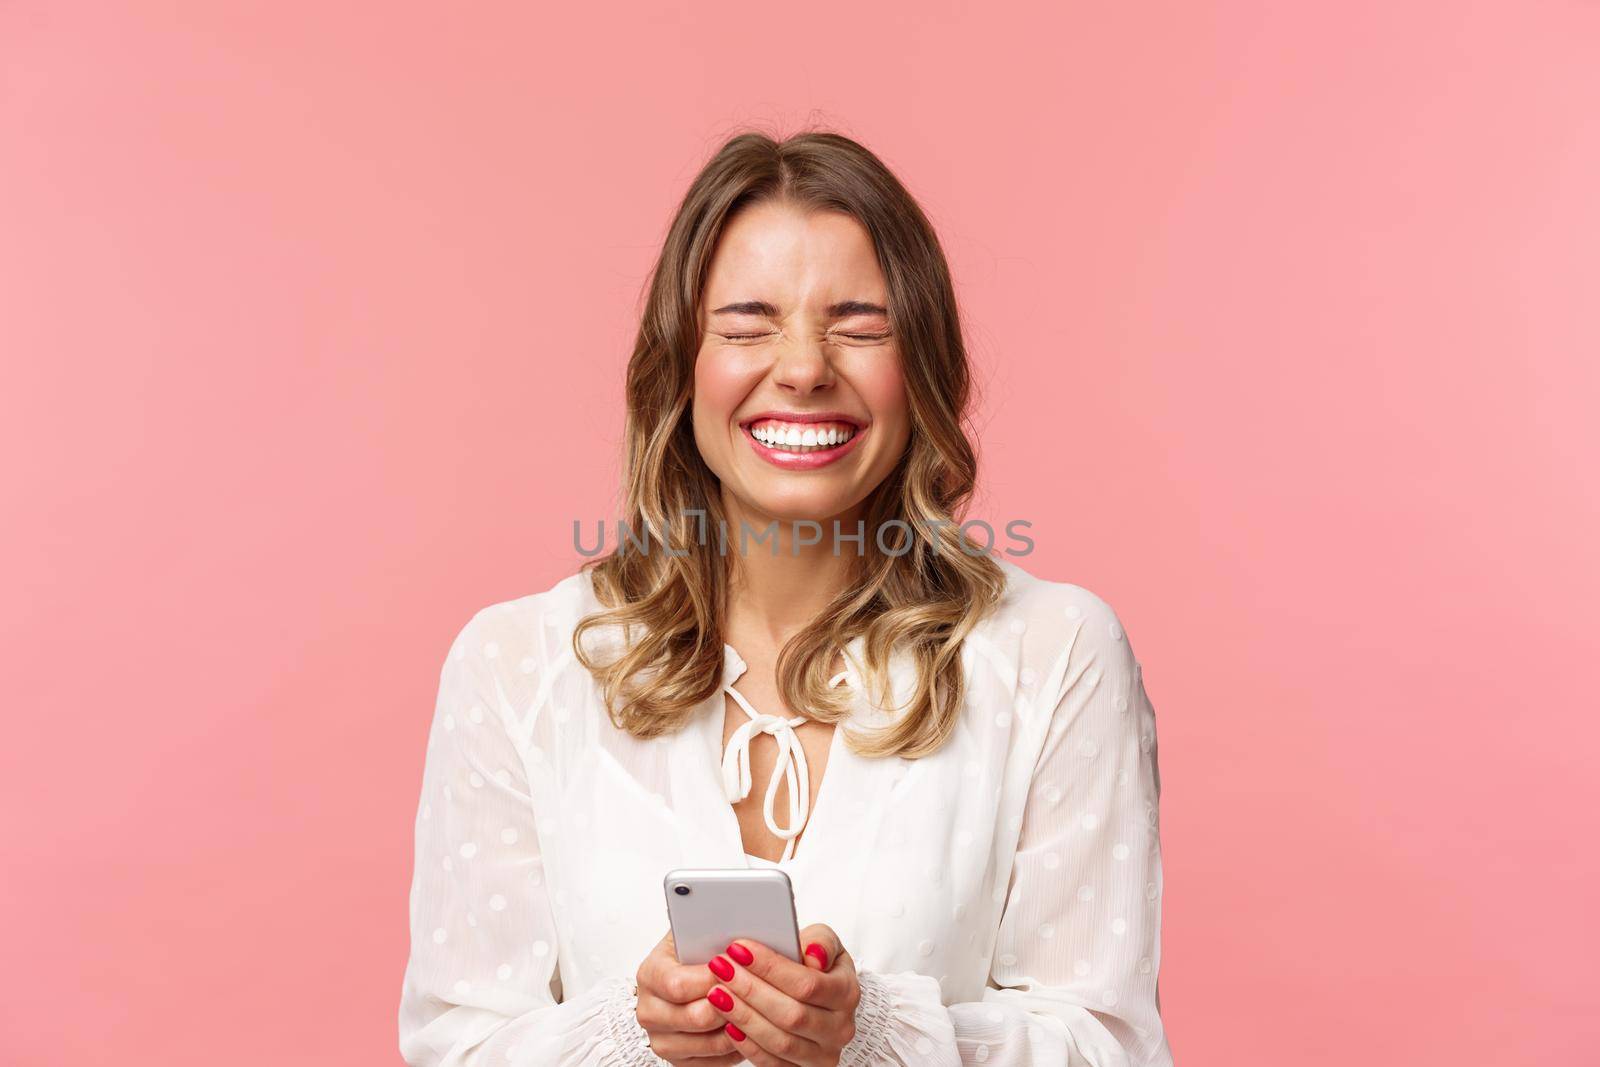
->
[673, 884, 690, 896]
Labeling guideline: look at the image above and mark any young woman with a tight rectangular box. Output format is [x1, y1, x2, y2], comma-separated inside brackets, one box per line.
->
[399, 131, 1174, 1067]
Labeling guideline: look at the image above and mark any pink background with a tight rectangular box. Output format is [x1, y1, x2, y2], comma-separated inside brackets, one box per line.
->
[3, 2, 1596, 1064]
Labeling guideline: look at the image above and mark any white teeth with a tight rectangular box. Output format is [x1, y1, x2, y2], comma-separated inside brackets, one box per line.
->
[748, 420, 857, 453]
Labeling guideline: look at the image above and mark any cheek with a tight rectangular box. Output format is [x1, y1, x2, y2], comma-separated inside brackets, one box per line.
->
[691, 348, 762, 472]
[692, 349, 750, 430]
[854, 355, 911, 444]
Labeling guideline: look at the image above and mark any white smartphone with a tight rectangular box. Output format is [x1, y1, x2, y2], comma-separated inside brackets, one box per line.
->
[663, 867, 803, 965]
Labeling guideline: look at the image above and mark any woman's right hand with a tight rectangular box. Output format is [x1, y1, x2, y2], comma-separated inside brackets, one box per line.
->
[635, 930, 749, 1065]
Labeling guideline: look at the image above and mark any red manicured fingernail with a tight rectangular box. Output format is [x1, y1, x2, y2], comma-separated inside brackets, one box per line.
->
[725, 1022, 746, 1041]
[805, 942, 829, 968]
[708, 955, 734, 981]
[726, 941, 754, 965]
[707, 986, 734, 1012]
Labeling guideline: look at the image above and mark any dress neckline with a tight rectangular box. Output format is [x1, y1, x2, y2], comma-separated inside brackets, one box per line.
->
[705, 637, 920, 871]
[720, 643, 851, 870]
[717, 641, 861, 867]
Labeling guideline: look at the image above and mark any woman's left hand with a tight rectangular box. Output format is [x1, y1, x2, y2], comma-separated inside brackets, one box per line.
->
[702, 922, 860, 1067]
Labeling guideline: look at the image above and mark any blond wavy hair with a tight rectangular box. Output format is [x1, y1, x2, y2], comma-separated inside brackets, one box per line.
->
[573, 128, 1005, 759]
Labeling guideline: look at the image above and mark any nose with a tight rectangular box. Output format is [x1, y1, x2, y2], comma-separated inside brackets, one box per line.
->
[770, 334, 836, 397]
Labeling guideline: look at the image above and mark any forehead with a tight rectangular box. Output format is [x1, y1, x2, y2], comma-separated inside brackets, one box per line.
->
[701, 202, 886, 306]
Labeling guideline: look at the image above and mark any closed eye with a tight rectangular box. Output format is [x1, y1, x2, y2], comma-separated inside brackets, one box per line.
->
[718, 331, 891, 342]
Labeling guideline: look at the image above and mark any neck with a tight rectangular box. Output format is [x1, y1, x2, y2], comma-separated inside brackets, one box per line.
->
[720, 491, 865, 651]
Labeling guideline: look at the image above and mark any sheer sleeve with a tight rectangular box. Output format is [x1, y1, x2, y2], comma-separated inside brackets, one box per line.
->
[398, 609, 664, 1066]
[841, 591, 1175, 1066]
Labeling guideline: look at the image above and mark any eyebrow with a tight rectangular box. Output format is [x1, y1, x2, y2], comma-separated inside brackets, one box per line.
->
[708, 299, 888, 318]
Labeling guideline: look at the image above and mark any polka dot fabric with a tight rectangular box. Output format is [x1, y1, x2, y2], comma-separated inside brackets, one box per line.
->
[398, 558, 1174, 1065]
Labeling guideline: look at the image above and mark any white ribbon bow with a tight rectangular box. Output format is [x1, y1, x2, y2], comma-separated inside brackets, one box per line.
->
[718, 642, 857, 864]
[720, 685, 812, 864]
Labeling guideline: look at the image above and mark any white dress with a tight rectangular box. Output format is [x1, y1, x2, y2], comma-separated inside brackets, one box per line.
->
[398, 557, 1174, 1065]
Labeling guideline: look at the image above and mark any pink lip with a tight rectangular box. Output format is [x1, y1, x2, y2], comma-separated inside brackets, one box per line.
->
[740, 419, 868, 470]
[739, 410, 864, 428]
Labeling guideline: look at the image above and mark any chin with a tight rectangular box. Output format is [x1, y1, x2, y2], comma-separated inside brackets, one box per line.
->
[736, 483, 866, 527]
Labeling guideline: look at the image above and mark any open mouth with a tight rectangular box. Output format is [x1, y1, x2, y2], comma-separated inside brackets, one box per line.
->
[745, 418, 859, 453]
[738, 413, 867, 469]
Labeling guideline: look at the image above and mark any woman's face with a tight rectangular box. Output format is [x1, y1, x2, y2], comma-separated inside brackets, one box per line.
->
[691, 201, 911, 530]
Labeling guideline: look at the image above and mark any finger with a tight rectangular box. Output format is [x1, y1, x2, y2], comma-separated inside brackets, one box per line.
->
[642, 1022, 740, 1062]
[705, 982, 821, 1066]
[796, 923, 845, 971]
[642, 951, 722, 1005]
[635, 988, 727, 1034]
[726, 943, 862, 1057]
[638, 931, 751, 1064]
[715, 1020, 791, 1067]
[725, 936, 853, 1012]
[720, 1022, 798, 1067]
[722, 955, 830, 1043]
[715, 940, 857, 1051]
[718, 1024, 795, 1067]
[829, 947, 862, 1012]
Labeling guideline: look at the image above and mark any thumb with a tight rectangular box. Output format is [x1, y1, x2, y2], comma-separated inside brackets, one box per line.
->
[798, 923, 843, 971]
